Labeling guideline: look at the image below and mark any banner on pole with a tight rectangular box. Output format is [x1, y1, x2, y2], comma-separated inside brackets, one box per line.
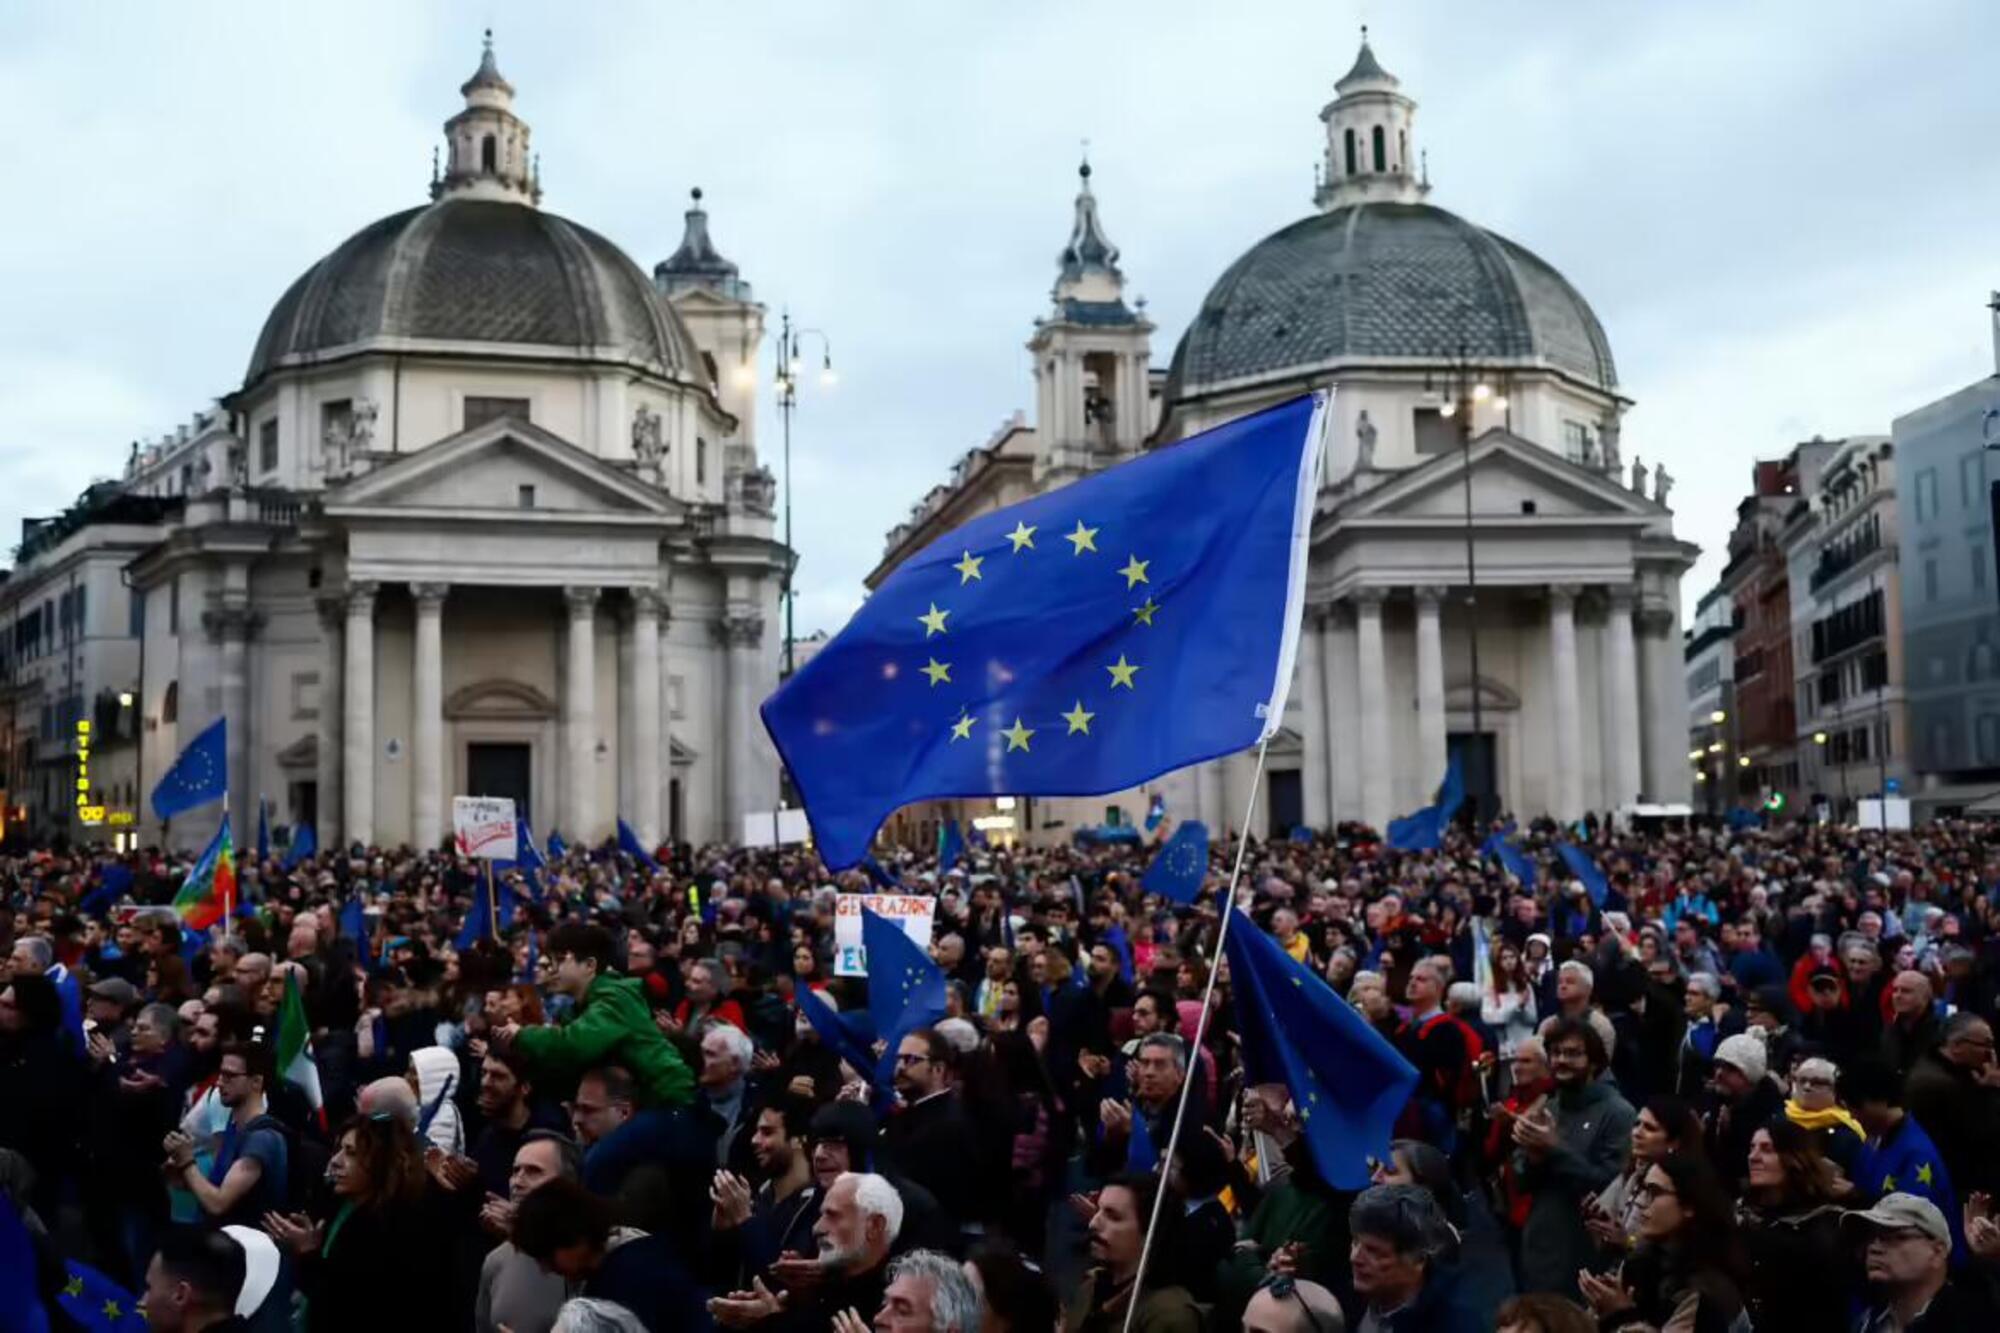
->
[452, 796, 519, 861]
[833, 893, 935, 976]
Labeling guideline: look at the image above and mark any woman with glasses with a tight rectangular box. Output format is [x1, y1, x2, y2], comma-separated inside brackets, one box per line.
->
[1781, 1055, 1863, 1180]
[1577, 1151, 1747, 1333]
[1588, 1096, 1702, 1256]
[262, 1113, 452, 1332]
[1734, 1120, 1849, 1332]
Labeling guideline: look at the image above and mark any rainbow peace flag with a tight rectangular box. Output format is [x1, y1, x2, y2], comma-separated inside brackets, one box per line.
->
[174, 814, 236, 930]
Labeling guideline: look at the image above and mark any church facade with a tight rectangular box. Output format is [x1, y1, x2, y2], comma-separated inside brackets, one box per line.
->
[871, 38, 1698, 845]
[4, 39, 789, 853]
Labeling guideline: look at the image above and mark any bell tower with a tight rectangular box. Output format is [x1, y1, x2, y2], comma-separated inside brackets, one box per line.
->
[433, 30, 542, 207]
[1315, 29, 1427, 211]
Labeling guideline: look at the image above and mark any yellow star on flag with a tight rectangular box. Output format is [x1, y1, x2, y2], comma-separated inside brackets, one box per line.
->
[1007, 521, 1036, 552]
[918, 603, 950, 637]
[1062, 701, 1095, 735]
[1117, 555, 1149, 588]
[1882, 1174, 1898, 1191]
[1065, 520, 1099, 555]
[949, 715, 976, 742]
[1106, 655, 1140, 689]
[1003, 717, 1035, 751]
[103, 1300, 123, 1318]
[1132, 596, 1159, 626]
[921, 658, 951, 686]
[953, 551, 984, 584]
[63, 1276, 82, 1298]
[1917, 1162, 1934, 1185]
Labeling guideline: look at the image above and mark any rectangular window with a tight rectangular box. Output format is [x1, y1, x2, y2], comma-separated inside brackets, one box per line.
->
[1924, 558, 1940, 603]
[669, 674, 686, 719]
[1962, 451, 1987, 510]
[1560, 420, 1594, 465]
[72, 585, 85, 636]
[259, 419, 279, 474]
[1861, 650, 1889, 691]
[291, 671, 321, 721]
[128, 589, 145, 639]
[1977, 543, 1990, 593]
[1915, 468, 1939, 521]
[168, 580, 180, 634]
[517, 484, 536, 509]
[1414, 408, 1456, 457]
[464, 396, 531, 431]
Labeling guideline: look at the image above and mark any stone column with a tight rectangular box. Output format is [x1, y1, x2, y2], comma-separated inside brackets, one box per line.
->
[1298, 609, 1331, 832]
[410, 583, 448, 851]
[1548, 584, 1583, 821]
[629, 587, 664, 847]
[1355, 589, 1392, 832]
[314, 597, 344, 849]
[563, 586, 600, 844]
[342, 582, 378, 848]
[718, 611, 765, 840]
[1414, 586, 1448, 788]
[617, 596, 636, 825]
[1601, 585, 1643, 811]
[1324, 603, 1359, 823]
[204, 601, 259, 834]
[657, 606, 677, 841]
[1637, 600, 1683, 802]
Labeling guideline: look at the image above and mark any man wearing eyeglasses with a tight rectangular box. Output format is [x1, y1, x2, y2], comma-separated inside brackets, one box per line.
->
[1905, 1012, 2000, 1200]
[162, 1037, 290, 1230]
[879, 1028, 981, 1239]
[1846, 1193, 1979, 1332]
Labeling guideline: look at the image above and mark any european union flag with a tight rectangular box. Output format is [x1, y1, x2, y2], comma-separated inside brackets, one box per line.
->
[1385, 754, 1465, 852]
[54, 1257, 143, 1331]
[150, 717, 226, 820]
[1481, 822, 1537, 887]
[336, 893, 365, 942]
[0, 1193, 50, 1333]
[1557, 841, 1609, 907]
[936, 819, 965, 872]
[455, 877, 517, 950]
[863, 907, 947, 1041]
[799, 986, 892, 1111]
[1223, 906, 1417, 1188]
[1142, 820, 1209, 905]
[762, 394, 1329, 869]
[1125, 1104, 1159, 1173]
[547, 829, 568, 861]
[1144, 793, 1166, 834]
[282, 822, 317, 870]
[617, 818, 657, 868]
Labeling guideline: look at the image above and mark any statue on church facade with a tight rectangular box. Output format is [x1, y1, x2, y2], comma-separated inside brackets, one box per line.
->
[632, 404, 664, 467]
[1630, 454, 1647, 496]
[1354, 409, 1377, 473]
[1653, 462, 1673, 506]
[1599, 416, 1622, 474]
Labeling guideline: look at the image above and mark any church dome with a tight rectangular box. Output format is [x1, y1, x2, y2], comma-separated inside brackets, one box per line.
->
[244, 197, 702, 390]
[1165, 201, 1616, 400]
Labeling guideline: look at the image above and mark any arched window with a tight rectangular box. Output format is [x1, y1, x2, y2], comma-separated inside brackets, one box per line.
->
[696, 438, 708, 486]
[481, 134, 497, 173]
[1372, 125, 1387, 172]
[1343, 128, 1357, 176]
[161, 681, 178, 724]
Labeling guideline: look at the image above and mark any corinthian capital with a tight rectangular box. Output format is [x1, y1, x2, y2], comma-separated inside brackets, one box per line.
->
[714, 613, 764, 648]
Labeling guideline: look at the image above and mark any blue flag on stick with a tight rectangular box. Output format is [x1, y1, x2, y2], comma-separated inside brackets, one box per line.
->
[336, 893, 365, 942]
[762, 394, 1329, 869]
[937, 819, 965, 872]
[0, 1193, 49, 1333]
[862, 907, 948, 1042]
[1144, 793, 1166, 834]
[455, 877, 517, 951]
[1557, 841, 1609, 907]
[1480, 823, 1537, 886]
[55, 1257, 144, 1331]
[546, 829, 568, 861]
[617, 818, 657, 868]
[150, 716, 226, 820]
[1223, 906, 1418, 1188]
[1385, 753, 1465, 852]
[282, 822, 317, 870]
[1141, 820, 1209, 905]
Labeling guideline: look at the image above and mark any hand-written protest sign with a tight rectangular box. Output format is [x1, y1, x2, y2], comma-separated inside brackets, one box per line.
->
[833, 893, 936, 977]
[452, 796, 519, 861]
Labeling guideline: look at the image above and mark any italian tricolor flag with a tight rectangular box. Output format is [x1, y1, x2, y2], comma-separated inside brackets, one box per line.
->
[276, 970, 324, 1124]
[173, 813, 236, 930]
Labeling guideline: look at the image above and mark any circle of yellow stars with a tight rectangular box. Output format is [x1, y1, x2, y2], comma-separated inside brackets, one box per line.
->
[911, 514, 1159, 755]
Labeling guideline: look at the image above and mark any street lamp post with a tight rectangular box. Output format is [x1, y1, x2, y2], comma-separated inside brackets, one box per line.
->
[772, 310, 834, 681]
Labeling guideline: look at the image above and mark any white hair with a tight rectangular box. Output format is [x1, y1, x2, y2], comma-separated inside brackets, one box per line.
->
[702, 1021, 754, 1070]
[1558, 960, 1595, 991]
[1686, 972, 1722, 999]
[1794, 1056, 1838, 1085]
[934, 1017, 980, 1055]
[838, 1171, 905, 1246]
[886, 1249, 981, 1333]
[1445, 982, 1480, 1010]
[551, 1298, 649, 1333]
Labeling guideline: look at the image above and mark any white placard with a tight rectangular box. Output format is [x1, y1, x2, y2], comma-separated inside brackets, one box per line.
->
[1858, 797, 1912, 831]
[741, 809, 811, 849]
[833, 892, 936, 977]
[452, 796, 519, 860]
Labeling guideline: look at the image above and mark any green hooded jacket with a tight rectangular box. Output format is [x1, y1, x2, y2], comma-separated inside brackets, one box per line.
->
[512, 973, 694, 1107]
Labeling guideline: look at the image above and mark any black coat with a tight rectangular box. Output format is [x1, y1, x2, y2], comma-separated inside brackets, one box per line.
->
[301, 1195, 456, 1333]
[880, 1090, 985, 1225]
[1736, 1200, 1849, 1333]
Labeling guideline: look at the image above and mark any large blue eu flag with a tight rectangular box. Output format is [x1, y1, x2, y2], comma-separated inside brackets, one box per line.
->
[763, 394, 1328, 869]
[150, 717, 227, 820]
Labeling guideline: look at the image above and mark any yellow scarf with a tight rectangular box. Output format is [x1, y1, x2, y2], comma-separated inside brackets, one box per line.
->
[1785, 1099, 1863, 1138]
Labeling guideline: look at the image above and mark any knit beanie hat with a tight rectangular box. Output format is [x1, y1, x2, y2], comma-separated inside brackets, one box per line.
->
[1714, 1032, 1768, 1083]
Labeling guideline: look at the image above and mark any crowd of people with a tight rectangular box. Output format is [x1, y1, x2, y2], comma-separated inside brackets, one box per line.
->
[5, 811, 2000, 1331]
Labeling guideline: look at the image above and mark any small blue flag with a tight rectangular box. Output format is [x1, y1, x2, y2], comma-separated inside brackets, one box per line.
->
[282, 821, 317, 870]
[798, 986, 893, 1112]
[1103, 923, 1135, 985]
[762, 394, 1329, 869]
[256, 800, 271, 863]
[150, 716, 227, 821]
[78, 863, 133, 918]
[617, 818, 657, 868]
[1126, 1104, 1159, 1173]
[337, 893, 365, 942]
[1385, 753, 1465, 852]
[547, 829, 568, 861]
[1557, 841, 1609, 907]
[937, 819, 965, 872]
[1141, 820, 1209, 905]
[50, 962, 83, 1054]
[1481, 822, 1537, 887]
[55, 1257, 144, 1331]
[0, 1192, 50, 1333]
[1144, 793, 1166, 834]
[862, 906, 948, 1042]
[455, 877, 517, 950]
[1223, 906, 1418, 1189]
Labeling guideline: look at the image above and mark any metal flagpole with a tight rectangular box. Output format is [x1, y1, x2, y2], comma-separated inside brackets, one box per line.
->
[222, 789, 234, 925]
[1121, 736, 1271, 1333]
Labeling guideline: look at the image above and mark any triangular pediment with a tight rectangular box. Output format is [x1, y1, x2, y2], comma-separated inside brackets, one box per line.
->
[1333, 429, 1661, 525]
[325, 417, 681, 518]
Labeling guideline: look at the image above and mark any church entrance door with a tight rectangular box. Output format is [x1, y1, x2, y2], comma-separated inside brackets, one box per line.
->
[1266, 768, 1303, 838]
[1448, 731, 1497, 824]
[466, 742, 532, 828]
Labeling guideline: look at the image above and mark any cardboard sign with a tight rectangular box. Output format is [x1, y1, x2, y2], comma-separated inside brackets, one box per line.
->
[833, 892, 935, 977]
[452, 796, 519, 860]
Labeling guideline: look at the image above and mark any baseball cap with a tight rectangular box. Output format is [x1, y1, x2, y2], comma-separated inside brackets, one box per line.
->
[1844, 1193, 1949, 1246]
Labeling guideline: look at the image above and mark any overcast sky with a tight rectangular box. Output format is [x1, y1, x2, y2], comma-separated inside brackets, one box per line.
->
[4, 0, 1997, 635]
